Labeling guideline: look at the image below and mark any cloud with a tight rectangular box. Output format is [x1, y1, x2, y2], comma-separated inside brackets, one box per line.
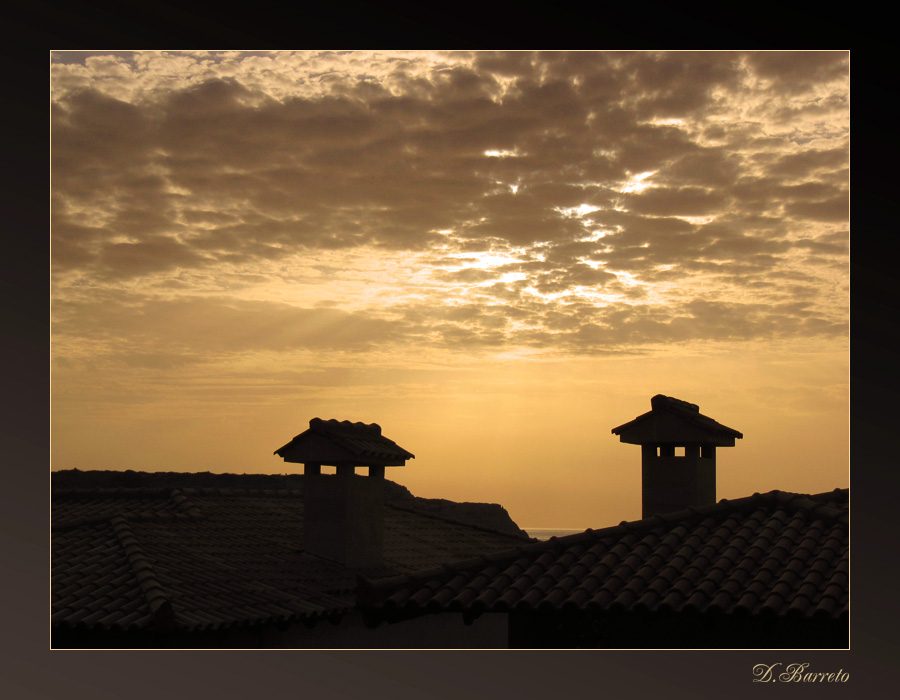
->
[623, 186, 728, 217]
[784, 196, 849, 222]
[51, 51, 849, 358]
[743, 51, 849, 93]
[53, 294, 411, 356]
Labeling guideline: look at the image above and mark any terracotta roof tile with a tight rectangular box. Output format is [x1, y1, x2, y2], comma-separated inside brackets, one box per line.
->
[53, 486, 527, 637]
[361, 489, 849, 629]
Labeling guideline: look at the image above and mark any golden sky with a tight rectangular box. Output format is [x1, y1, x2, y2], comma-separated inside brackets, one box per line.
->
[50, 51, 849, 528]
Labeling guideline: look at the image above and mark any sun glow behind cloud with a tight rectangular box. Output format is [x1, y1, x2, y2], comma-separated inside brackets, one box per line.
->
[618, 171, 657, 194]
[483, 149, 522, 158]
[555, 204, 602, 218]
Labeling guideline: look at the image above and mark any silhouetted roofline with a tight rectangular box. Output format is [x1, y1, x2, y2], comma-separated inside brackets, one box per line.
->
[359, 488, 848, 622]
[611, 394, 743, 442]
[274, 418, 415, 465]
[52, 484, 524, 637]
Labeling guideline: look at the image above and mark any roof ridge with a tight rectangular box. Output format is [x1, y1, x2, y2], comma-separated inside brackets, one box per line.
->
[384, 501, 534, 541]
[177, 487, 304, 498]
[110, 516, 176, 632]
[168, 488, 204, 519]
[768, 489, 849, 524]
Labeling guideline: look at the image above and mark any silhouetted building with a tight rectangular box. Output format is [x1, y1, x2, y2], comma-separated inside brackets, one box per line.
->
[360, 489, 849, 649]
[52, 409, 849, 649]
[612, 394, 743, 518]
[52, 419, 527, 649]
[275, 418, 414, 568]
[359, 397, 846, 649]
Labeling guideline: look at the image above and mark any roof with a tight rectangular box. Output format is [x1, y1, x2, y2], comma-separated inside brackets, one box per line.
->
[611, 394, 743, 446]
[275, 418, 415, 467]
[361, 489, 848, 625]
[52, 486, 527, 636]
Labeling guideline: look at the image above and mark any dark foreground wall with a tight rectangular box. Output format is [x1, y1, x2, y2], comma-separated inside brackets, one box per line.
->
[53, 611, 509, 650]
[508, 610, 848, 649]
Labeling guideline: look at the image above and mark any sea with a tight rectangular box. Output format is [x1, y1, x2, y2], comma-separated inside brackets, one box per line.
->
[524, 528, 586, 541]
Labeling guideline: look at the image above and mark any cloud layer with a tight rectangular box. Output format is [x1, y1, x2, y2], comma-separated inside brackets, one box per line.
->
[52, 51, 849, 360]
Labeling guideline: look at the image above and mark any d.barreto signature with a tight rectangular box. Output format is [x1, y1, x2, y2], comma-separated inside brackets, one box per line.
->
[753, 663, 849, 683]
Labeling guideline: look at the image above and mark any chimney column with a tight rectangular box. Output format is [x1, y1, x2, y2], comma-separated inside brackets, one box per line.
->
[640, 443, 716, 518]
[612, 395, 742, 519]
[303, 466, 386, 568]
[274, 418, 415, 569]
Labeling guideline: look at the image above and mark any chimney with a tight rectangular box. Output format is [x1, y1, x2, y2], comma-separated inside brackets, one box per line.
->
[274, 418, 414, 568]
[612, 395, 742, 518]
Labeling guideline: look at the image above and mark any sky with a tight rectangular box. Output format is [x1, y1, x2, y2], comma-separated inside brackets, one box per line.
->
[50, 50, 849, 529]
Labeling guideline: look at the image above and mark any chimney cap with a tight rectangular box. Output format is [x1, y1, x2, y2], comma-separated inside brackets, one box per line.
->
[309, 417, 382, 436]
[274, 418, 415, 466]
[611, 394, 743, 446]
[650, 394, 699, 413]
